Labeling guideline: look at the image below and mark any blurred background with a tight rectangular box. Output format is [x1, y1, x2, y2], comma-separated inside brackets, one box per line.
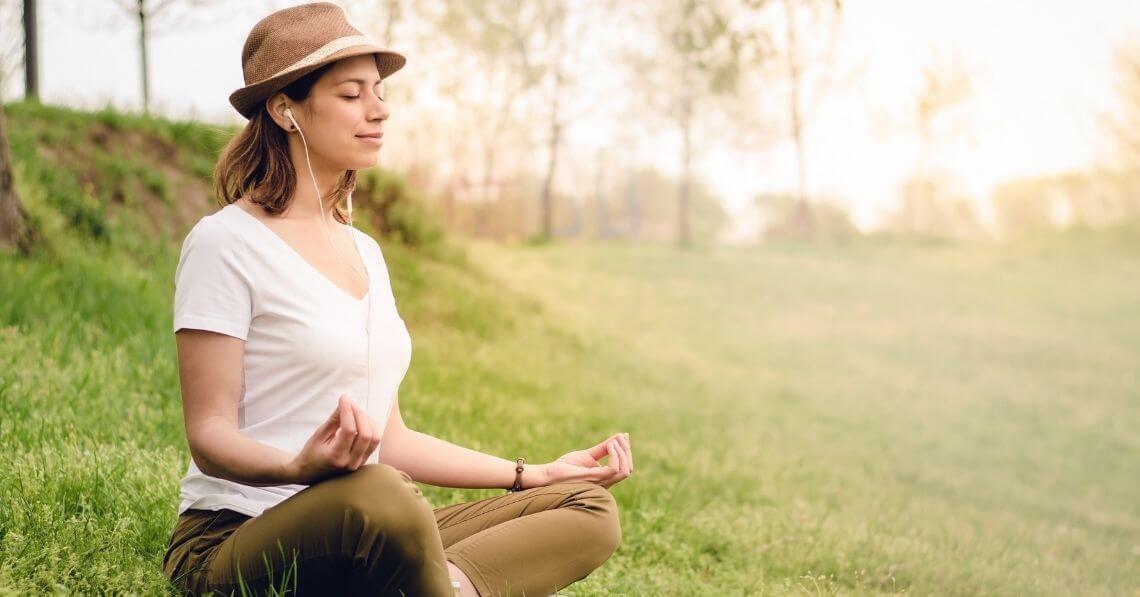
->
[1, 1, 1138, 595]
[6, 0, 1140, 243]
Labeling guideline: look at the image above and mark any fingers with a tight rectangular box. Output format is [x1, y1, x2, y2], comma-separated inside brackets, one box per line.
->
[349, 405, 369, 468]
[619, 432, 633, 474]
[331, 396, 359, 465]
[614, 436, 629, 476]
[332, 396, 381, 470]
[586, 437, 612, 461]
[319, 397, 344, 438]
[581, 433, 633, 487]
[603, 434, 633, 487]
[608, 438, 622, 476]
[587, 432, 629, 462]
[362, 406, 381, 465]
[350, 403, 380, 469]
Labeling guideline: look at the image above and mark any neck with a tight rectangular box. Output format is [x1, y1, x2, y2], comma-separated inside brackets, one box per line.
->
[283, 140, 344, 221]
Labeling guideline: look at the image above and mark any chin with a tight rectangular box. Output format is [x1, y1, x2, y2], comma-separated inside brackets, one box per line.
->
[348, 152, 380, 169]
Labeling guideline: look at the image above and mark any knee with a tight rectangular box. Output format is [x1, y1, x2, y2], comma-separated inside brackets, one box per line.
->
[560, 483, 622, 565]
[331, 464, 437, 547]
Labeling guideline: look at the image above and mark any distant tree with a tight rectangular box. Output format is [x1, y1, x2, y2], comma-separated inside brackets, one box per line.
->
[893, 173, 980, 239]
[344, 0, 410, 48]
[992, 169, 1138, 236]
[593, 165, 727, 243]
[1091, 38, 1140, 226]
[529, 0, 614, 241]
[0, 102, 40, 254]
[891, 47, 981, 238]
[772, 0, 845, 237]
[624, 0, 771, 247]
[754, 191, 854, 240]
[0, 0, 23, 100]
[990, 176, 1058, 236]
[102, 0, 225, 114]
[1108, 39, 1140, 171]
[422, 0, 618, 241]
[0, 3, 38, 253]
[431, 0, 550, 237]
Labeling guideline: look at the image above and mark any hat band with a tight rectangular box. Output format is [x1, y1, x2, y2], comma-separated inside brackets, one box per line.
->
[260, 34, 380, 82]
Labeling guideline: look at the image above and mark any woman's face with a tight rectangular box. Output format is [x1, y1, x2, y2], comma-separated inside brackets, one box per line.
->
[286, 54, 389, 171]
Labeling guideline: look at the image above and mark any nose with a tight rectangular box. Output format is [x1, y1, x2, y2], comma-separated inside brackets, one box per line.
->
[368, 87, 388, 122]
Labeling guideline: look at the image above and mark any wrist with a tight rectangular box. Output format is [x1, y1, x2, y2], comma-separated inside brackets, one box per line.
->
[282, 454, 306, 485]
[522, 462, 549, 489]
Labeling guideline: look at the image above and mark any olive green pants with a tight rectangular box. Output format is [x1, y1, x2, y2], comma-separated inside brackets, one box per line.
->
[162, 464, 622, 596]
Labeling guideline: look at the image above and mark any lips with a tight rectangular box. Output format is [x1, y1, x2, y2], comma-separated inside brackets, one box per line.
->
[356, 132, 384, 147]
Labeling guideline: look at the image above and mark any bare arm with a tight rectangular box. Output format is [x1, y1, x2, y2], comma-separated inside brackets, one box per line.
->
[378, 397, 548, 490]
[175, 329, 299, 486]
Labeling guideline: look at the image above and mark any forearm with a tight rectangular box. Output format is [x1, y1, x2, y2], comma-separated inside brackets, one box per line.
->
[379, 427, 541, 490]
[191, 422, 298, 487]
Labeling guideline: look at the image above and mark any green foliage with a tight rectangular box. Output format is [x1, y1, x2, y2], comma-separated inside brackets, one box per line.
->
[586, 165, 728, 243]
[755, 191, 858, 241]
[991, 168, 1140, 237]
[354, 167, 457, 259]
[887, 173, 982, 239]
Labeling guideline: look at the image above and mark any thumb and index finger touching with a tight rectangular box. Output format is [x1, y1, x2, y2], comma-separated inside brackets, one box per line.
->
[320, 395, 359, 443]
[586, 432, 631, 462]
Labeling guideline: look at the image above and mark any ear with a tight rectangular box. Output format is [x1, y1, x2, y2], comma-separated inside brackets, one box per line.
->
[265, 93, 294, 132]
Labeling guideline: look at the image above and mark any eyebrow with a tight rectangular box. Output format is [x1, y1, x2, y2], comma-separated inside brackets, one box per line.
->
[336, 78, 382, 85]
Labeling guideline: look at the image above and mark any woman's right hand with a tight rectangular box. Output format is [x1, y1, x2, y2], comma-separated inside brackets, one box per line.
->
[287, 395, 381, 485]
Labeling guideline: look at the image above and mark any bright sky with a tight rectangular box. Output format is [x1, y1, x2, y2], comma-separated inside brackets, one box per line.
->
[12, 0, 1140, 234]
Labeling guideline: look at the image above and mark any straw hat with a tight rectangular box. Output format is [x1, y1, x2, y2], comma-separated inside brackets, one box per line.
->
[228, 2, 406, 119]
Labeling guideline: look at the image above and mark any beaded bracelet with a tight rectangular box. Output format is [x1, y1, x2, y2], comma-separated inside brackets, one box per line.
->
[507, 457, 525, 493]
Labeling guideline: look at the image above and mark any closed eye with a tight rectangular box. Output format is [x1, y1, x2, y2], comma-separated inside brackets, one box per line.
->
[342, 92, 383, 101]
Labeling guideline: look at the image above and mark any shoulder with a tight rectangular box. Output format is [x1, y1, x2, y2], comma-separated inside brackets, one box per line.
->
[176, 206, 253, 273]
[181, 206, 246, 253]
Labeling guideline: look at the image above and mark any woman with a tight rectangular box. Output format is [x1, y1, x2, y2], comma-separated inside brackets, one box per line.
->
[161, 3, 633, 596]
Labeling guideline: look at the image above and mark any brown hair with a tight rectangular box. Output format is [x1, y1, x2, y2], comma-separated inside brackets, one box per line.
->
[213, 62, 356, 224]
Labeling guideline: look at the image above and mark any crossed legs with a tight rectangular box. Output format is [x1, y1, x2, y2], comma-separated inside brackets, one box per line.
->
[173, 463, 621, 596]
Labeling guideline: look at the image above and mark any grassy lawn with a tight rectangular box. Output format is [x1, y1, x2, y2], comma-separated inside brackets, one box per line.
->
[1, 101, 1137, 594]
[3, 230, 1137, 595]
[467, 232, 1140, 596]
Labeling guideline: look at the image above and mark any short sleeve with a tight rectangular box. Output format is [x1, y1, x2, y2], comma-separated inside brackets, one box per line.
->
[173, 218, 253, 340]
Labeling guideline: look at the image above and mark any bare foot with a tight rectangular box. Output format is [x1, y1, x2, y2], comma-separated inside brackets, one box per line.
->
[446, 560, 478, 597]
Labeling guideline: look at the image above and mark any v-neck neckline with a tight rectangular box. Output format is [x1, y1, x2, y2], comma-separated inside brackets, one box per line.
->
[226, 203, 371, 303]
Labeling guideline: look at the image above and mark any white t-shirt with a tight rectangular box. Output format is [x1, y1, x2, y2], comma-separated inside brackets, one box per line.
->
[172, 202, 412, 518]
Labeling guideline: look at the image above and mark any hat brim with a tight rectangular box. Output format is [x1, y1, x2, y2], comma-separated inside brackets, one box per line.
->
[229, 45, 406, 120]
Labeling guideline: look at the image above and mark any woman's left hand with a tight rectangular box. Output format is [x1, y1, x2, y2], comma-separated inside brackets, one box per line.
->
[537, 432, 633, 489]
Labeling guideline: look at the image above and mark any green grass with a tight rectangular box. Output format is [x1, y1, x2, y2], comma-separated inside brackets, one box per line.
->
[1, 103, 1138, 595]
[4, 230, 1138, 595]
[464, 232, 1140, 595]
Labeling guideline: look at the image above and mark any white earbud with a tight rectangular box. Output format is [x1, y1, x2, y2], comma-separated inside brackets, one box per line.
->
[281, 106, 297, 131]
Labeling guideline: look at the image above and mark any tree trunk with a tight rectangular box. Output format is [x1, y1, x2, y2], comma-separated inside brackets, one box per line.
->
[678, 93, 693, 248]
[538, 71, 563, 240]
[23, 0, 39, 101]
[138, 0, 150, 114]
[380, 0, 401, 46]
[624, 169, 639, 239]
[0, 103, 40, 254]
[593, 150, 607, 239]
[784, 0, 813, 236]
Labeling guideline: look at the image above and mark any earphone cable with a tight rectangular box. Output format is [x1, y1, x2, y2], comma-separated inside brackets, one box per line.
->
[289, 111, 373, 451]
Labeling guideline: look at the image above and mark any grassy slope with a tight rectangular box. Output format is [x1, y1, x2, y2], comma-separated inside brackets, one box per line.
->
[2, 102, 1138, 595]
[471, 231, 1140, 595]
